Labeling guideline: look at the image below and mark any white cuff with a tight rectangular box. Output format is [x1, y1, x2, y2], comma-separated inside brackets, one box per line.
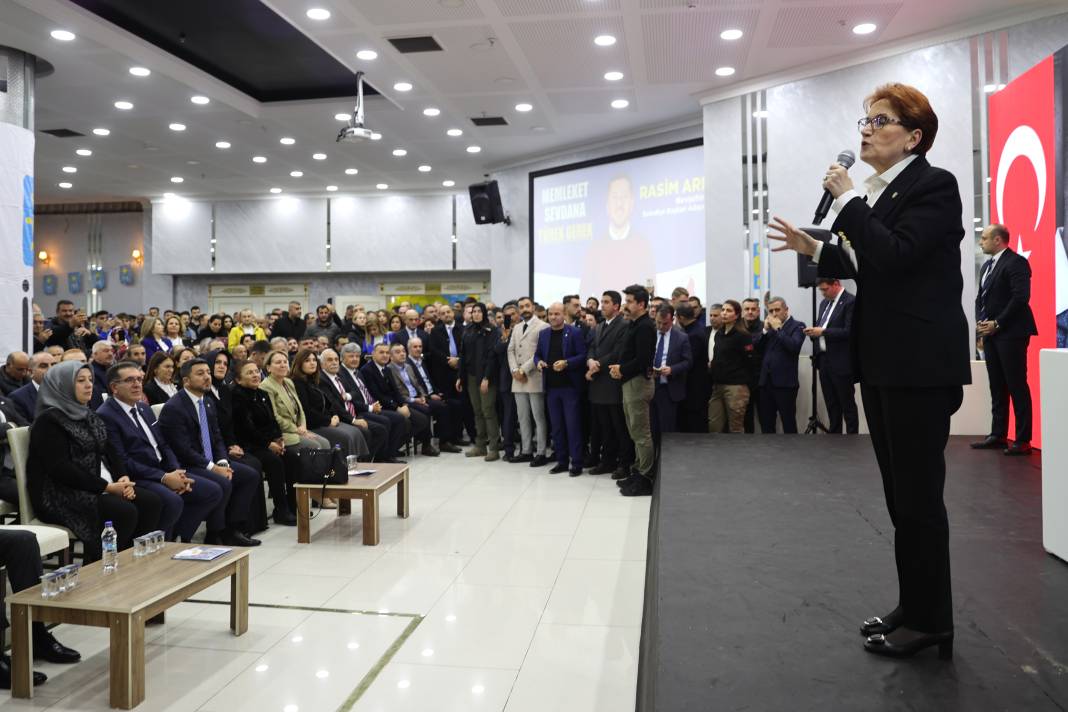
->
[832, 189, 861, 214]
[812, 241, 824, 264]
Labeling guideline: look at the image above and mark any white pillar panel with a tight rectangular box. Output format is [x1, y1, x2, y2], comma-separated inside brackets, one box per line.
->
[703, 98, 745, 305]
[1041, 349, 1068, 561]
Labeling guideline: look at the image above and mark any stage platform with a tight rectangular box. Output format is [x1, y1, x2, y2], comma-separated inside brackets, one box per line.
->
[637, 434, 1068, 711]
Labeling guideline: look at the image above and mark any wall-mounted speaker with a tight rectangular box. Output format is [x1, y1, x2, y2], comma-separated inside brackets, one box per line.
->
[468, 180, 509, 225]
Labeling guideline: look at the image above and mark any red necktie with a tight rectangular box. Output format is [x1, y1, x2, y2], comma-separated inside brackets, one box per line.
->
[334, 375, 356, 417]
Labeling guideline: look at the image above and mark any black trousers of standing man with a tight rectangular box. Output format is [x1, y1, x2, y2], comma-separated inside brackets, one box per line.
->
[983, 335, 1032, 442]
[816, 357, 858, 434]
[861, 384, 963, 634]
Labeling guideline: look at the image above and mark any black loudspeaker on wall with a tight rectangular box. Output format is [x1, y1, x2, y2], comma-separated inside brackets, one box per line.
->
[468, 180, 510, 225]
[796, 228, 832, 288]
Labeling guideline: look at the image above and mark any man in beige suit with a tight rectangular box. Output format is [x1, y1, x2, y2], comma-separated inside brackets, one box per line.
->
[507, 296, 550, 466]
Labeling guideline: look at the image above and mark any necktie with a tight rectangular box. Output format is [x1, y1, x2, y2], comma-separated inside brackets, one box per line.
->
[196, 398, 213, 462]
[521, 322, 527, 336]
[654, 333, 666, 383]
[980, 258, 994, 289]
[817, 301, 832, 327]
[130, 406, 149, 440]
[354, 372, 374, 404]
[399, 366, 418, 398]
[334, 375, 356, 417]
[447, 326, 457, 357]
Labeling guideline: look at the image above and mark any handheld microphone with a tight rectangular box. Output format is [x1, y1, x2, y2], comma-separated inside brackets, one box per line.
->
[812, 150, 856, 225]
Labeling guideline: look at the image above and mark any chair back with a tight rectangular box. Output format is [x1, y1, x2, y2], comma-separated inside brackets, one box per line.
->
[151, 403, 164, 417]
[6, 427, 35, 524]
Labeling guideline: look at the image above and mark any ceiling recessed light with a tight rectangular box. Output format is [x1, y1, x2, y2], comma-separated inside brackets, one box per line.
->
[423, 107, 441, 117]
[114, 101, 134, 110]
[370, 132, 382, 141]
[170, 176, 184, 183]
[604, 71, 624, 81]
[852, 22, 877, 35]
[715, 66, 735, 77]
[290, 170, 304, 177]
[75, 149, 92, 157]
[168, 123, 186, 132]
[50, 29, 76, 41]
[446, 128, 463, 137]
[313, 153, 327, 160]
[129, 66, 151, 77]
[306, 8, 331, 20]
[62, 166, 77, 174]
[92, 128, 111, 136]
[376, 183, 388, 190]
[190, 95, 210, 105]
[442, 180, 455, 187]
[334, 113, 351, 121]
[515, 103, 533, 112]
[418, 165, 432, 172]
[466, 145, 481, 153]
[344, 168, 358, 175]
[753, 110, 768, 118]
[270, 187, 282, 194]
[356, 49, 378, 61]
[252, 155, 267, 163]
[58, 182, 73, 189]
[594, 34, 616, 47]
[326, 185, 338, 191]
[610, 98, 629, 109]
[215, 141, 231, 149]
[393, 82, 413, 92]
[720, 29, 743, 41]
[392, 148, 407, 157]
[280, 137, 296, 145]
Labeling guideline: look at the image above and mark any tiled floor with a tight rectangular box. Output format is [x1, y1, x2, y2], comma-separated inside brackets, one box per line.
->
[4, 454, 650, 711]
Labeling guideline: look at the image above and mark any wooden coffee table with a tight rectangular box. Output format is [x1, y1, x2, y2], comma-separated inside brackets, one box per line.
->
[8, 543, 249, 709]
[295, 462, 410, 545]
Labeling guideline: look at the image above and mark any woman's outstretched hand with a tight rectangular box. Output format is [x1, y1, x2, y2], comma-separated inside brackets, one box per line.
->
[768, 216, 819, 256]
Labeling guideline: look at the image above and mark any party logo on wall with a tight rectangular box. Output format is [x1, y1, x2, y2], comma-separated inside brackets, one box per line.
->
[119, 264, 134, 286]
[22, 175, 34, 267]
[42, 275, 57, 296]
[68, 271, 82, 294]
[91, 269, 107, 291]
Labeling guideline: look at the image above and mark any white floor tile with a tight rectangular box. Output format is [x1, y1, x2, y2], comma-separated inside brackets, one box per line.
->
[458, 533, 572, 588]
[325, 552, 468, 614]
[387, 512, 503, 556]
[567, 516, 650, 561]
[153, 602, 311, 653]
[542, 559, 647, 626]
[244, 571, 353, 607]
[358, 663, 516, 712]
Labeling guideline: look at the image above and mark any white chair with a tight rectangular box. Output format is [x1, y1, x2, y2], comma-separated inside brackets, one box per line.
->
[6, 426, 75, 556]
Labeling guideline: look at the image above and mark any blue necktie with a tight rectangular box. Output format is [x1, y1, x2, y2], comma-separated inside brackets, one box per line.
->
[197, 398, 213, 462]
[399, 367, 418, 399]
[817, 301, 831, 327]
[654, 333, 666, 383]
[447, 326, 457, 357]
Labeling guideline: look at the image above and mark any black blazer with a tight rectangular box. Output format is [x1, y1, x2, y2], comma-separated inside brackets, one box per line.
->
[819, 156, 971, 387]
[427, 322, 463, 390]
[293, 378, 333, 429]
[393, 327, 429, 349]
[143, 380, 175, 406]
[360, 362, 404, 410]
[812, 290, 855, 377]
[230, 385, 284, 449]
[975, 248, 1038, 340]
[337, 366, 374, 414]
[157, 390, 228, 468]
[318, 374, 357, 424]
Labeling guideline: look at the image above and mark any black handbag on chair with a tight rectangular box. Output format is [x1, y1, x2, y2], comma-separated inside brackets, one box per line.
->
[293, 446, 348, 485]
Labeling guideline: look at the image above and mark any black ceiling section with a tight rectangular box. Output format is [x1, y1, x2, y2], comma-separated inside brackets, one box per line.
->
[40, 128, 86, 138]
[387, 36, 444, 54]
[68, 0, 378, 102]
[471, 116, 508, 126]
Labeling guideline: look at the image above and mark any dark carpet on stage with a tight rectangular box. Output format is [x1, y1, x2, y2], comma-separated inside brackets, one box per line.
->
[639, 434, 1068, 712]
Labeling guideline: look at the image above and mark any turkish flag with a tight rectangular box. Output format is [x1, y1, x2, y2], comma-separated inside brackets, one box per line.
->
[988, 54, 1057, 449]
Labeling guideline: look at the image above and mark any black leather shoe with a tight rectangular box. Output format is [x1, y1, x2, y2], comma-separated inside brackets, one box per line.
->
[620, 476, 653, 497]
[511, 453, 532, 464]
[33, 631, 81, 664]
[530, 455, 550, 468]
[589, 463, 616, 475]
[583, 459, 600, 470]
[864, 630, 953, 659]
[439, 442, 462, 454]
[272, 510, 298, 526]
[0, 655, 47, 689]
[1004, 441, 1032, 456]
[970, 435, 1007, 449]
[421, 444, 441, 457]
[221, 530, 261, 547]
[617, 474, 639, 488]
[569, 468, 583, 477]
[860, 607, 903, 636]
[611, 467, 630, 480]
[548, 464, 569, 474]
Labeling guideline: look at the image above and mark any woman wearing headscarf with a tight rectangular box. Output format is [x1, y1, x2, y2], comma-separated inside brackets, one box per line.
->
[456, 302, 501, 461]
[28, 361, 163, 561]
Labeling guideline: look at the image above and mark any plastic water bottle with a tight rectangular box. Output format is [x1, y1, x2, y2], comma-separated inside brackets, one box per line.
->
[101, 520, 118, 573]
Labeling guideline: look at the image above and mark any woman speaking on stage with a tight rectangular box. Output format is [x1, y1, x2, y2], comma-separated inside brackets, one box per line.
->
[768, 83, 971, 659]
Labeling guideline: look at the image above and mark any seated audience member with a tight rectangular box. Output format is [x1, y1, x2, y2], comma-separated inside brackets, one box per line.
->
[387, 314, 403, 336]
[247, 340, 272, 376]
[163, 316, 186, 349]
[0, 392, 29, 505]
[180, 312, 197, 342]
[318, 348, 388, 462]
[407, 337, 464, 453]
[269, 337, 288, 354]
[47, 304, 99, 355]
[221, 315, 234, 332]
[32, 314, 51, 354]
[259, 351, 331, 451]
[230, 359, 298, 525]
[89, 340, 115, 409]
[291, 348, 370, 459]
[272, 302, 307, 341]
[61, 349, 87, 362]
[139, 317, 172, 361]
[0, 530, 82, 684]
[336, 344, 407, 462]
[97, 361, 222, 542]
[10, 351, 54, 421]
[362, 343, 436, 456]
[45, 345, 64, 360]
[649, 304, 693, 445]
[231, 345, 248, 364]
[126, 343, 147, 368]
[172, 346, 196, 371]
[305, 305, 341, 345]
[144, 351, 179, 405]
[387, 342, 455, 454]
[27, 361, 163, 561]
[157, 359, 261, 546]
[394, 309, 428, 349]
[228, 309, 267, 351]
[535, 303, 588, 475]
[314, 336, 329, 353]
[197, 314, 226, 342]
[286, 338, 300, 357]
[346, 310, 367, 345]
[757, 297, 806, 434]
[458, 303, 501, 461]
[707, 299, 752, 434]
[0, 352, 31, 395]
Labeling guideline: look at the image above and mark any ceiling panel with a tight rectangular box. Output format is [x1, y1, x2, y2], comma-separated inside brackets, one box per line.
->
[399, 26, 531, 94]
[547, 88, 637, 114]
[768, 3, 903, 48]
[352, 0, 484, 27]
[496, 0, 623, 17]
[509, 16, 630, 89]
[643, 8, 759, 83]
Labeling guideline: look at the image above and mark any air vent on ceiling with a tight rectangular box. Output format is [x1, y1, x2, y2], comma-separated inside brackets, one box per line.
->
[471, 116, 509, 126]
[40, 128, 86, 138]
[387, 36, 443, 53]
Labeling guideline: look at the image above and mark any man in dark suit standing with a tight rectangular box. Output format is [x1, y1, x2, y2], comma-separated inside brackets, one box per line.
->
[535, 303, 588, 476]
[407, 337, 466, 453]
[157, 359, 261, 546]
[427, 306, 472, 442]
[649, 305, 693, 445]
[586, 291, 632, 476]
[805, 279, 858, 434]
[757, 297, 806, 433]
[393, 308, 429, 350]
[675, 304, 709, 433]
[740, 298, 765, 433]
[361, 343, 435, 456]
[972, 223, 1038, 455]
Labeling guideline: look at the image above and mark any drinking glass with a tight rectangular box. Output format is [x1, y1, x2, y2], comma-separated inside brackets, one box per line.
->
[40, 572, 58, 598]
[133, 536, 148, 558]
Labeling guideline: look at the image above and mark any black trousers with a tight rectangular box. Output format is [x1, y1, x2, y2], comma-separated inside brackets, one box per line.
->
[92, 489, 163, 561]
[497, 389, 519, 456]
[354, 417, 389, 461]
[817, 362, 858, 434]
[400, 405, 431, 446]
[650, 384, 679, 447]
[368, 408, 408, 455]
[245, 445, 296, 517]
[861, 384, 963, 634]
[758, 386, 799, 434]
[592, 402, 633, 469]
[983, 335, 1032, 442]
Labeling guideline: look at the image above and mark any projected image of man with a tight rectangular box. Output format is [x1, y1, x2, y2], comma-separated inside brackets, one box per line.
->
[580, 175, 654, 297]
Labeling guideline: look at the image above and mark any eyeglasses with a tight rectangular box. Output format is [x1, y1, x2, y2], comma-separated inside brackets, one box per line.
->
[857, 114, 903, 132]
[116, 376, 142, 385]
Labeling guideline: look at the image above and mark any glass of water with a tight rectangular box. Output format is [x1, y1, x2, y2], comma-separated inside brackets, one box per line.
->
[151, 530, 165, 553]
[133, 536, 148, 558]
[40, 572, 58, 598]
[346, 455, 358, 473]
[63, 564, 80, 590]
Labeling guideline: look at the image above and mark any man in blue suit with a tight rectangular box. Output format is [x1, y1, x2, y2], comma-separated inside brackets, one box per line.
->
[158, 359, 261, 546]
[535, 303, 588, 476]
[97, 361, 224, 542]
[757, 297, 806, 433]
[805, 279, 858, 433]
[649, 304, 693, 446]
[9, 351, 53, 422]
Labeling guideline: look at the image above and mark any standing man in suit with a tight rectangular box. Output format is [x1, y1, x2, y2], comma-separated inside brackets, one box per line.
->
[97, 361, 222, 542]
[757, 298, 806, 433]
[675, 303, 709, 434]
[805, 279, 858, 434]
[610, 284, 658, 497]
[649, 304, 693, 445]
[972, 223, 1038, 455]
[740, 298, 765, 433]
[394, 309, 429, 350]
[361, 343, 435, 455]
[586, 291, 632, 477]
[9, 351, 53, 422]
[427, 306, 473, 443]
[157, 359, 261, 546]
[508, 296, 551, 467]
[535, 303, 588, 476]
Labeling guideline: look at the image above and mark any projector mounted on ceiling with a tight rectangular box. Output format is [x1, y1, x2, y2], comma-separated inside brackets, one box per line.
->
[337, 71, 375, 143]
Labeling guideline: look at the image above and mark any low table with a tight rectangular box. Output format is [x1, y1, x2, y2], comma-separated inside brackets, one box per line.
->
[9, 543, 249, 709]
[295, 462, 410, 545]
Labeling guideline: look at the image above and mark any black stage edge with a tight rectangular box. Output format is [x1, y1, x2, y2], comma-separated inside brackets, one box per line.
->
[637, 434, 1068, 711]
